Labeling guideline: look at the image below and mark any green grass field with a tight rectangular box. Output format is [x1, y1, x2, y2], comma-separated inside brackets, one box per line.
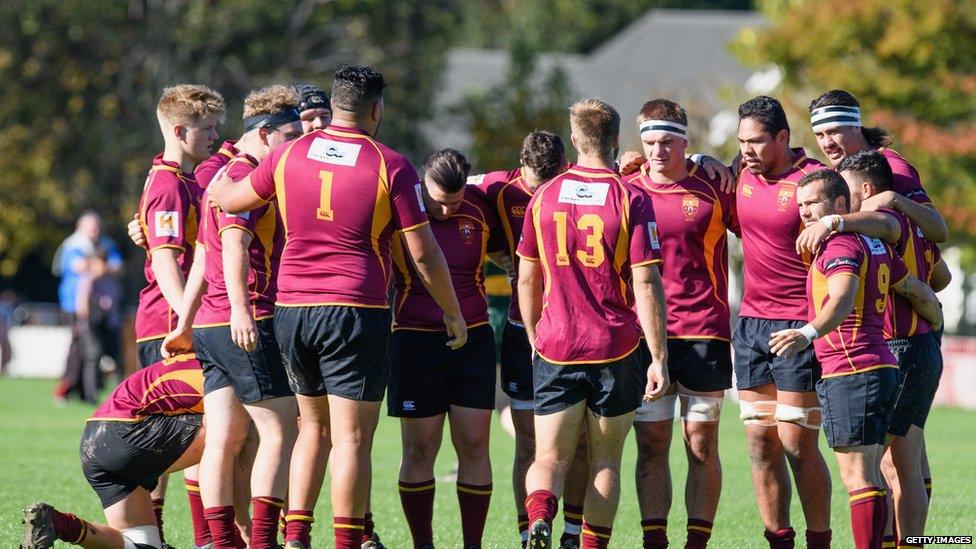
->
[1, 377, 974, 547]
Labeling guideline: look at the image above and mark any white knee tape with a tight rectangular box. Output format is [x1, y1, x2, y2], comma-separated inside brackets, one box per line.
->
[634, 393, 677, 422]
[739, 400, 777, 426]
[682, 395, 723, 422]
[509, 398, 535, 411]
[121, 525, 162, 549]
[774, 404, 822, 430]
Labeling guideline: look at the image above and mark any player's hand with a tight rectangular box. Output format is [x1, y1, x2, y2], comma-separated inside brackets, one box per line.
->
[644, 358, 670, 402]
[208, 173, 232, 211]
[127, 213, 147, 249]
[697, 155, 735, 193]
[795, 222, 831, 255]
[443, 313, 468, 350]
[931, 310, 944, 333]
[162, 324, 194, 358]
[769, 329, 811, 358]
[230, 308, 258, 352]
[618, 150, 646, 176]
[859, 190, 899, 212]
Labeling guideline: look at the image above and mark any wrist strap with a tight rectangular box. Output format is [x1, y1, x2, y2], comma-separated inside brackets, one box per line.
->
[820, 214, 844, 232]
[797, 323, 819, 342]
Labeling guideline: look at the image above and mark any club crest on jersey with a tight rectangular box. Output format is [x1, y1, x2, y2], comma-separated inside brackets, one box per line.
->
[557, 180, 610, 206]
[682, 195, 699, 219]
[307, 138, 361, 167]
[154, 211, 180, 238]
[777, 188, 794, 211]
[511, 205, 526, 217]
[459, 220, 477, 243]
[741, 184, 753, 198]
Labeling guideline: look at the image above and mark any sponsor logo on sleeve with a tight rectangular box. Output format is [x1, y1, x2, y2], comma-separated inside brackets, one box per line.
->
[648, 221, 661, 250]
[307, 138, 362, 166]
[415, 183, 426, 212]
[825, 256, 860, 271]
[226, 211, 250, 220]
[557, 180, 610, 206]
[154, 211, 180, 238]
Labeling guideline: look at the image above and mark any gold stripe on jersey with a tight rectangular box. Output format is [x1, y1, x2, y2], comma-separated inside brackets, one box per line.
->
[273, 140, 301, 237]
[531, 185, 553, 299]
[391, 233, 412, 318]
[255, 201, 278, 295]
[537, 340, 641, 366]
[368, 143, 391, 284]
[702, 200, 728, 310]
[393, 320, 491, 332]
[143, 369, 205, 403]
[613, 182, 631, 300]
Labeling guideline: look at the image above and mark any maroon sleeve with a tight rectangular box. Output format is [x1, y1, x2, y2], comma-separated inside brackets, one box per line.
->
[724, 188, 740, 236]
[388, 157, 429, 231]
[516, 193, 541, 261]
[218, 161, 261, 235]
[249, 149, 280, 201]
[629, 189, 663, 266]
[888, 245, 911, 286]
[820, 237, 863, 278]
[144, 173, 191, 252]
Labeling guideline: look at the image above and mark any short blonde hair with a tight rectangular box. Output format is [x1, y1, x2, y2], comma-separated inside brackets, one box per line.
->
[243, 84, 300, 118]
[156, 84, 226, 127]
[569, 98, 619, 156]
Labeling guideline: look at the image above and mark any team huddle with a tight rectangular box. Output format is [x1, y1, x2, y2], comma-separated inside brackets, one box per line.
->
[19, 64, 949, 549]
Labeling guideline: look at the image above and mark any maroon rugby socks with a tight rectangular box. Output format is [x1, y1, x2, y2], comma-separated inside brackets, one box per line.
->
[764, 526, 796, 548]
[849, 486, 887, 549]
[641, 518, 668, 548]
[333, 516, 366, 549]
[50, 508, 87, 544]
[399, 479, 436, 547]
[686, 518, 714, 548]
[185, 479, 212, 547]
[457, 481, 492, 546]
[250, 496, 284, 548]
[525, 489, 559, 528]
[582, 520, 613, 548]
[203, 505, 245, 548]
[284, 508, 314, 547]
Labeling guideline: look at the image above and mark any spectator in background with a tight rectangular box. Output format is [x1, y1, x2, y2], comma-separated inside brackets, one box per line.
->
[75, 249, 125, 400]
[53, 211, 123, 404]
[0, 289, 20, 374]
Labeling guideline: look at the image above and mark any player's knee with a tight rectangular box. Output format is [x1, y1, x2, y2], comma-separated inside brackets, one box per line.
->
[682, 395, 723, 423]
[684, 430, 717, 466]
[121, 525, 162, 549]
[774, 404, 822, 431]
[453, 435, 489, 463]
[403, 438, 441, 465]
[634, 425, 671, 460]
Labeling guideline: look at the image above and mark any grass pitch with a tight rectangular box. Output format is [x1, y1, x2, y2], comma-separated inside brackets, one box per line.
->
[1, 377, 974, 547]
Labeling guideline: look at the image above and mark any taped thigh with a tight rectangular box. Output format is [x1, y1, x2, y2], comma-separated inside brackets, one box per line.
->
[739, 399, 777, 426]
[634, 393, 677, 423]
[774, 403, 822, 430]
[681, 395, 723, 422]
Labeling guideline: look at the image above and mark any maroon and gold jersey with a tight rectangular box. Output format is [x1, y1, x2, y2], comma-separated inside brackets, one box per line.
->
[736, 149, 825, 321]
[626, 162, 737, 340]
[249, 126, 429, 307]
[880, 208, 942, 339]
[89, 354, 204, 422]
[808, 233, 907, 378]
[136, 154, 202, 341]
[195, 141, 239, 191]
[195, 153, 283, 327]
[516, 166, 662, 365]
[477, 168, 534, 323]
[879, 148, 931, 205]
[392, 187, 504, 330]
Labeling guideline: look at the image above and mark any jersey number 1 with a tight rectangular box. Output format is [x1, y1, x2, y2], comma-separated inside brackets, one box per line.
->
[553, 212, 605, 268]
[317, 170, 334, 221]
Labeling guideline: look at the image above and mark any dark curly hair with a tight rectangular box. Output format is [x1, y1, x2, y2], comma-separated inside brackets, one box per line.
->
[331, 64, 386, 114]
[520, 131, 566, 182]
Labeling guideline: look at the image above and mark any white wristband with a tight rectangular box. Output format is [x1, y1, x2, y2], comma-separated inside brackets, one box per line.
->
[820, 214, 844, 233]
[690, 153, 704, 164]
[797, 323, 819, 342]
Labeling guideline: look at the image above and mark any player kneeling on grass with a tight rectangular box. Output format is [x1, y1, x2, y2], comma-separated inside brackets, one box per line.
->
[388, 149, 505, 549]
[22, 354, 206, 549]
[518, 99, 670, 549]
[769, 170, 942, 549]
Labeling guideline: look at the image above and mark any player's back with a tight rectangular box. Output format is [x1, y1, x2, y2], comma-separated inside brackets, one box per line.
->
[90, 354, 204, 421]
[518, 166, 659, 364]
[262, 125, 427, 307]
[883, 208, 941, 338]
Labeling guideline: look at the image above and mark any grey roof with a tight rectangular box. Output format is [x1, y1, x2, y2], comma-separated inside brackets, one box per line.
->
[425, 9, 766, 154]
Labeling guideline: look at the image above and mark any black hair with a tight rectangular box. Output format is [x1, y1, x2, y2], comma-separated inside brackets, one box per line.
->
[738, 95, 790, 137]
[809, 89, 892, 148]
[331, 64, 386, 114]
[424, 148, 471, 193]
[520, 131, 566, 181]
[837, 149, 893, 192]
[798, 169, 850, 210]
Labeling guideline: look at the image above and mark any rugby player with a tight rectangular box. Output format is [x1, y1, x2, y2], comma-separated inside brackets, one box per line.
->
[518, 98, 669, 549]
[388, 149, 502, 549]
[808, 89, 948, 243]
[211, 64, 466, 549]
[295, 83, 332, 133]
[163, 85, 303, 548]
[626, 99, 737, 549]
[134, 84, 225, 548]
[822, 151, 948, 546]
[21, 354, 205, 549]
[476, 132, 591, 549]
[733, 96, 833, 548]
[770, 169, 942, 549]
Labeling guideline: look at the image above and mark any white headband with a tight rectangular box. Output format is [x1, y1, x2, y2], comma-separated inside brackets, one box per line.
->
[639, 120, 687, 140]
[810, 105, 861, 132]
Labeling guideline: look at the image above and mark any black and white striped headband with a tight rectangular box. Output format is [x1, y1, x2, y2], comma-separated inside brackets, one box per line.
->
[639, 120, 687, 139]
[810, 105, 861, 132]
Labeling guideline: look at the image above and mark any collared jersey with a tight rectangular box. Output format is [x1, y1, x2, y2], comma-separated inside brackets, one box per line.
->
[880, 208, 941, 339]
[136, 154, 202, 341]
[736, 149, 825, 321]
[195, 141, 239, 191]
[195, 153, 283, 327]
[626, 161, 738, 340]
[517, 165, 662, 365]
[89, 354, 204, 422]
[809, 233, 907, 378]
[477, 168, 534, 323]
[248, 125, 429, 307]
[392, 187, 503, 330]
[879, 147, 931, 205]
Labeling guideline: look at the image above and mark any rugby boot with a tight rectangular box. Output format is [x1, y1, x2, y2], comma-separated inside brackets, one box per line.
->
[528, 519, 552, 549]
[20, 502, 57, 549]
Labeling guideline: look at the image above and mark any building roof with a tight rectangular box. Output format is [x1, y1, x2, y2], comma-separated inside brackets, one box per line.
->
[426, 9, 766, 153]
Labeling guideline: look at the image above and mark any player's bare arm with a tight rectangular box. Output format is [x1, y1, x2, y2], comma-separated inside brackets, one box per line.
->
[859, 190, 948, 243]
[516, 258, 543, 345]
[769, 274, 858, 358]
[632, 263, 670, 401]
[213, 171, 265, 214]
[795, 210, 901, 255]
[891, 274, 944, 331]
[930, 258, 952, 293]
[222, 227, 258, 352]
[151, 247, 186, 314]
[161, 244, 207, 357]
[401, 225, 467, 349]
